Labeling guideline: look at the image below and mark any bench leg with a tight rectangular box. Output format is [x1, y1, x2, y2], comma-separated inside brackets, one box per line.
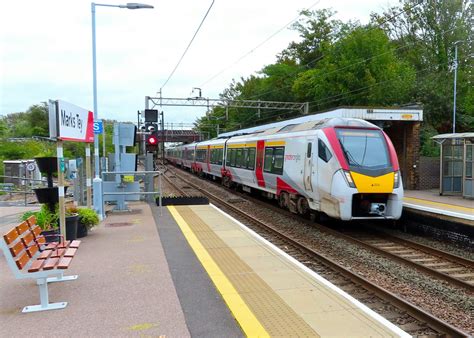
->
[47, 275, 78, 283]
[22, 278, 68, 313]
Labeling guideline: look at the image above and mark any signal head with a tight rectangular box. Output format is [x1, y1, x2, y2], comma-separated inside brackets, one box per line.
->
[147, 135, 157, 145]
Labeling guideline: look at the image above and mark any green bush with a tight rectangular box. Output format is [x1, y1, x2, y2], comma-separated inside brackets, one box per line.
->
[78, 208, 99, 229]
[20, 204, 59, 230]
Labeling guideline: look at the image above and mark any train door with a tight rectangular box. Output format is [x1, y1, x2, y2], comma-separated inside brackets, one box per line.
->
[256, 140, 265, 187]
[303, 140, 314, 191]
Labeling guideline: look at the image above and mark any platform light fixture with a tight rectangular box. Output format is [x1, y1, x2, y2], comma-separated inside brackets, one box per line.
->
[91, 2, 153, 213]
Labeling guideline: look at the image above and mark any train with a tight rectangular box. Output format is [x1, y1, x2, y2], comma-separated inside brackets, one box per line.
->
[165, 117, 403, 221]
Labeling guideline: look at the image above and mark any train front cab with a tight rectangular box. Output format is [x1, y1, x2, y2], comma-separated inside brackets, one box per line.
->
[322, 127, 403, 221]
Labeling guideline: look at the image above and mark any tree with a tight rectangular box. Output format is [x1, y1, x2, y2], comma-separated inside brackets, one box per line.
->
[293, 27, 416, 110]
[371, 0, 473, 132]
[279, 9, 356, 66]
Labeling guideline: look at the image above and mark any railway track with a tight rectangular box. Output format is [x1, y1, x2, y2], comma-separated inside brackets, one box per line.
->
[339, 227, 474, 292]
[161, 167, 469, 337]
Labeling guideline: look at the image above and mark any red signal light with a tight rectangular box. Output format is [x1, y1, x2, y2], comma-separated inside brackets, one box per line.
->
[148, 136, 157, 145]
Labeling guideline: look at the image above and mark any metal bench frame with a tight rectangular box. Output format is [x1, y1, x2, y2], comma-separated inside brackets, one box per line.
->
[1, 233, 78, 313]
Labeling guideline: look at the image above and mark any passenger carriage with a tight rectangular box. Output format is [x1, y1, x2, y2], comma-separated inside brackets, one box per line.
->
[166, 118, 403, 221]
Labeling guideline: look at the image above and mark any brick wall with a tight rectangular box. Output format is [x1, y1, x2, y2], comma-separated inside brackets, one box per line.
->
[419, 156, 440, 189]
[405, 122, 421, 190]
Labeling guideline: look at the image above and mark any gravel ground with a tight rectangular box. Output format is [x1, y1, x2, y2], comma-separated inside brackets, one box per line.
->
[377, 226, 474, 261]
[163, 166, 474, 335]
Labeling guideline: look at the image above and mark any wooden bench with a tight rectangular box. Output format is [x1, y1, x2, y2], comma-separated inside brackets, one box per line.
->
[0, 215, 81, 313]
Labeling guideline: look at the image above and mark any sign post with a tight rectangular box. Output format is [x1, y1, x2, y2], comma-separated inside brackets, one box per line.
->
[49, 100, 94, 239]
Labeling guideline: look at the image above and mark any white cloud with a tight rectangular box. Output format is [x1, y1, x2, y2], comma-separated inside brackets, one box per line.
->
[1, 0, 397, 123]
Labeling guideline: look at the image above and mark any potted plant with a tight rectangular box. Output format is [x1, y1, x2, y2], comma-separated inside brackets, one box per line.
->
[65, 205, 80, 241]
[77, 207, 99, 238]
[21, 205, 59, 242]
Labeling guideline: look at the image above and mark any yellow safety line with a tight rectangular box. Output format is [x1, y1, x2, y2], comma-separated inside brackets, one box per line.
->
[404, 197, 473, 213]
[168, 206, 269, 337]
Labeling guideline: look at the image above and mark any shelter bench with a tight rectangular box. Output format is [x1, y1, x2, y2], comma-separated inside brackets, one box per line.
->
[0, 215, 81, 313]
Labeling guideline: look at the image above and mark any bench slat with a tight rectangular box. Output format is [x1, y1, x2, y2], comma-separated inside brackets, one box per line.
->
[3, 228, 19, 245]
[15, 253, 30, 270]
[57, 257, 72, 269]
[57, 241, 71, 249]
[42, 257, 59, 270]
[26, 245, 39, 258]
[26, 215, 37, 228]
[38, 249, 52, 260]
[64, 248, 77, 257]
[15, 221, 29, 236]
[70, 240, 81, 248]
[28, 259, 45, 273]
[51, 248, 66, 258]
[9, 241, 25, 257]
[31, 225, 42, 237]
[44, 243, 58, 250]
[21, 232, 35, 248]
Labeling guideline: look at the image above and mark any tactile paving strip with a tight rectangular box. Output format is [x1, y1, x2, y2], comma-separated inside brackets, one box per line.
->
[177, 206, 318, 337]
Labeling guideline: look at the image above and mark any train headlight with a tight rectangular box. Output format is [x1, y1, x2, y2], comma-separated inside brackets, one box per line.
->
[394, 170, 401, 189]
[342, 170, 356, 188]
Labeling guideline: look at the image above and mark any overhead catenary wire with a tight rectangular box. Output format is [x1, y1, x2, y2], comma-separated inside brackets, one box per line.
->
[160, 0, 215, 92]
[198, 0, 321, 88]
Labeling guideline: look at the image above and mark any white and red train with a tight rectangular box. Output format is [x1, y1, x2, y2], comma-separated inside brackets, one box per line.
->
[166, 118, 403, 221]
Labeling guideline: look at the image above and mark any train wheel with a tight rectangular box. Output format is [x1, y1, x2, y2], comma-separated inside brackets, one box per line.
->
[278, 192, 289, 209]
[297, 197, 310, 216]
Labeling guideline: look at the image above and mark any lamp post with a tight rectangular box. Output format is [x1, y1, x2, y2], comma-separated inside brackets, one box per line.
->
[91, 2, 153, 215]
[452, 40, 463, 134]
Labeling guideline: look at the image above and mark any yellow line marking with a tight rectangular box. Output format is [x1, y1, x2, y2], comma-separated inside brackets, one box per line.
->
[168, 206, 269, 337]
[125, 322, 159, 331]
[404, 197, 473, 213]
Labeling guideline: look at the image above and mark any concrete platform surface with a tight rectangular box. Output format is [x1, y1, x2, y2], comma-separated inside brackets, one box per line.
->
[404, 189, 474, 222]
[169, 204, 409, 338]
[0, 202, 190, 337]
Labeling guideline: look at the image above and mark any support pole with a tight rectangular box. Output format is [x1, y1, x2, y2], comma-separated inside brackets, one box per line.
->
[102, 120, 107, 171]
[86, 145, 92, 208]
[57, 140, 66, 240]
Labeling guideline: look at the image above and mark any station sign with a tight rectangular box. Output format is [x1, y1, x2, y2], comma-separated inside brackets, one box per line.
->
[49, 100, 94, 143]
[93, 120, 104, 134]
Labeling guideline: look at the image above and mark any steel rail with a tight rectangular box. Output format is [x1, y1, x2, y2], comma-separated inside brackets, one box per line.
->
[314, 225, 474, 292]
[166, 168, 469, 337]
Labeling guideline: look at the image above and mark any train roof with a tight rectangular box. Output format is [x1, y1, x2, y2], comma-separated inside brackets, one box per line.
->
[226, 118, 379, 142]
[218, 106, 422, 137]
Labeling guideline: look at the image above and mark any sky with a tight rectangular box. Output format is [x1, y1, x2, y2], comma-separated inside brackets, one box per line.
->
[0, 0, 397, 127]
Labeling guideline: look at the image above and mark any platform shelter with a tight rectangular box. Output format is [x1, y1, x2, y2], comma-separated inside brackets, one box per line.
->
[432, 133, 474, 199]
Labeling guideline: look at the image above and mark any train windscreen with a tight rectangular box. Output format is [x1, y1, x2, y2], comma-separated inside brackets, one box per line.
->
[336, 129, 390, 170]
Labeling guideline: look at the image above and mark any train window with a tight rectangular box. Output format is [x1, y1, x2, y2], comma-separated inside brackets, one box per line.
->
[264, 148, 273, 172]
[210, 149, 215, 164]
[236, 148, 243, 167]
[242, 148, 249, 168]
[318, 140, 332, 163]
[273, 147, 284, 174]
[218, 149, 223, 165]
[230, 149, 236, 167]
[307, 143, 312, 158]
[336, 129, 389, 168]
[248, 148, 256, 170]
[226, 149, 231, 166]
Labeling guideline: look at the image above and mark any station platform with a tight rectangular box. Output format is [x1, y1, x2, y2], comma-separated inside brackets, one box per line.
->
[403, 190, 473, 225]
[0, 201, 408, 337]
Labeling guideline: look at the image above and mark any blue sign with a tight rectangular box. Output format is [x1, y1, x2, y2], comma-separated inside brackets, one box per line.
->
[93, 120, 103, 134]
